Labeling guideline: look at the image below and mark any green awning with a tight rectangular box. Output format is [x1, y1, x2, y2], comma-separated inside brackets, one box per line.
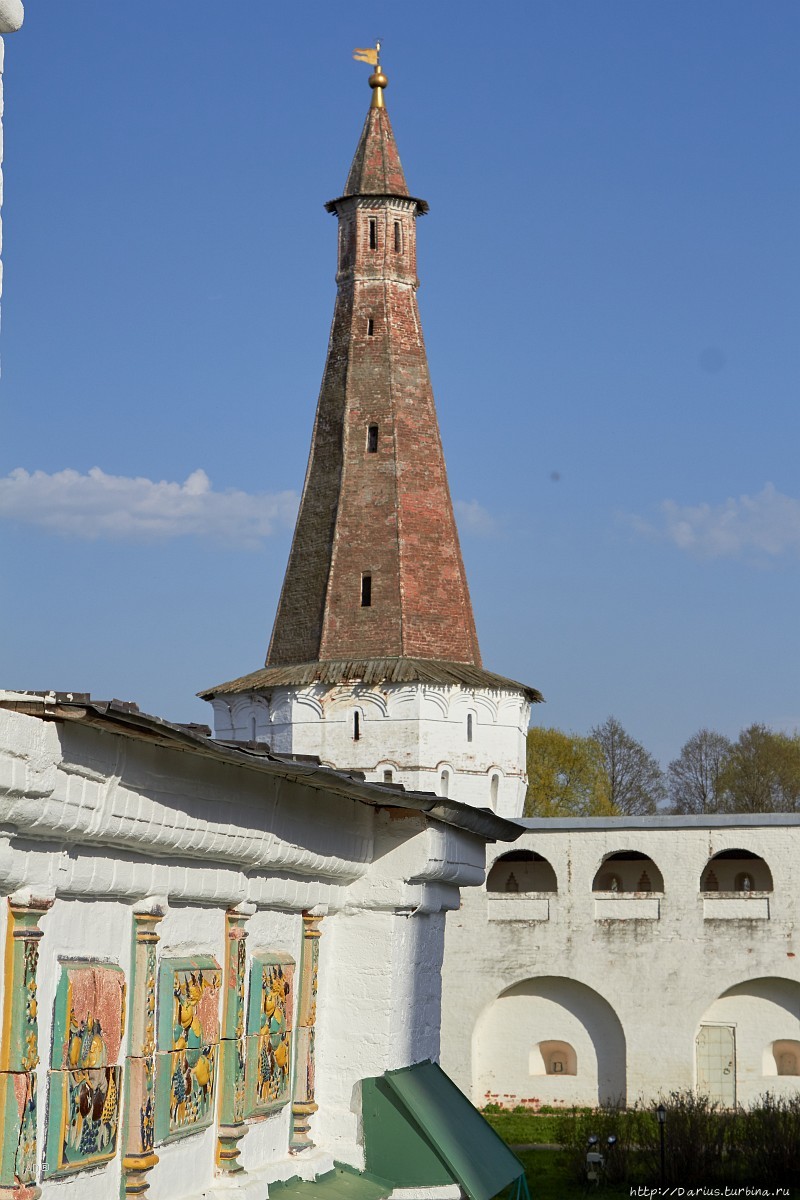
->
[361, 1061, 524, 1200]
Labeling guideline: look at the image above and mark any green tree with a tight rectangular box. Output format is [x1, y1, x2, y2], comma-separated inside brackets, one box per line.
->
[589, 716, 666, 814]
[668, 729, 732, 814]
[525, 727, 613, 817]
[718, 724, 800, 813]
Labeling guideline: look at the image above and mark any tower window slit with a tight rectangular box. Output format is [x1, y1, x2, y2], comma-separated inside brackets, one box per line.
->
[367, 425, 379, 453]
[368, 218, 377, 250]
[394, 221, 402, 253]
[367, 318, 374, 337]
[353, 712, 360, 741]
[361, 574, 372, 607]
[467, 713, 473, 742]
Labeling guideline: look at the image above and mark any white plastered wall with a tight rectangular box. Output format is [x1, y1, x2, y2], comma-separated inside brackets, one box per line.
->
[441, 816, 800, 1109]
[211, 681, 530, 819]
[0, 705, 489, 1196]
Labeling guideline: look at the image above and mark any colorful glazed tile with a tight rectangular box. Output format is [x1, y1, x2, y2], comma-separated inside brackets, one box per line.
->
[44, 1064, 122, 1177]
[155, 958, 221, 1143]
[121, 1054, 156, 1159]
[157, 957, 221, 1053]
[51, 962, 126, 1070]
[244, 1029, 292, 1116]
[154, 1044, 217, 1143]
[218, 1037, 246, 1126]
[244, 953, 294, 1117]
[0, 1071, 37, 1186]
[246, 954, 294, 1037]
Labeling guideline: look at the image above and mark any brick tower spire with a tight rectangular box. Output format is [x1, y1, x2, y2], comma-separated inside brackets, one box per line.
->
[202, 59, 540, 817]
[266, 72, 481, 669]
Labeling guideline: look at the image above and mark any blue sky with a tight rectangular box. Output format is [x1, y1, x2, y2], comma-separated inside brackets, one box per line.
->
[1, 2, 799, 765]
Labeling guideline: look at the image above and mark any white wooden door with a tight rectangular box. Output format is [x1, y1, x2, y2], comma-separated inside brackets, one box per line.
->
[696, 1024, 736, 1106]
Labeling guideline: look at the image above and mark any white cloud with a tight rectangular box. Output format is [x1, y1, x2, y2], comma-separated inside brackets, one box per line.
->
[0, 467, 298, 548]
[454, 498, 498, 537]
[633, 483, 800, 560]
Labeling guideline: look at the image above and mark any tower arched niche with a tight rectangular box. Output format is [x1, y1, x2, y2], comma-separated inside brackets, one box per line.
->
[472, 976, 626, 1108]
[696, 976, 800, 1107]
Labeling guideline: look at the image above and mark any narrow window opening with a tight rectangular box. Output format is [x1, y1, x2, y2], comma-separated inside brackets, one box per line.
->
[368, 218, 377, 250]
[361, 574, 372, 607]
[440, 769, 450, 798]
[394, 221, 402, 253]
[353, 711, 360, 740]
[467, 713, 473, 742]
[383, 769, 393, 784]
[367, 425, 379, 453]
[367, 318, 374, 337]
[490, 773, 499, 808]
[250, 715, 257, 742]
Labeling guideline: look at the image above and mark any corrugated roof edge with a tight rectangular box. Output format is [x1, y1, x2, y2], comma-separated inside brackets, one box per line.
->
[0, 694, 522, 844]
[197, 657, 543, 704]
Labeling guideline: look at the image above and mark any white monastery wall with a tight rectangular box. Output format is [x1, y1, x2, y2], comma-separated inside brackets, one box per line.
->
[0, 701, 495, 1197]
[441, 816, 800, 1111]
[212, 682, 530, 819]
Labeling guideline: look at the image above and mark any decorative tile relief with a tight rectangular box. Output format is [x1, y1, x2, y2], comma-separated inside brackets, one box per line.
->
[155, 957, 221, 1143]
[0, 1070, 38, 1190]
[291, 914, 321, 1149]
[44, 961, 126, 1178]
[0, 899, 51, 1198]
[217, 911, 251, 1176]
[245, 952, 294, 1117]
[120, 909, 163, 1199]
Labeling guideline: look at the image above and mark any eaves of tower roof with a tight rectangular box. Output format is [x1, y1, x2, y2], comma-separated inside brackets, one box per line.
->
[199, 657, 543, 704]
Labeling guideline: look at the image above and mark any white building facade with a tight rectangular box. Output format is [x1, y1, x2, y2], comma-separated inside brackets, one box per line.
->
[441, 814, 800, 1111]
[0, 694, 518, 1199]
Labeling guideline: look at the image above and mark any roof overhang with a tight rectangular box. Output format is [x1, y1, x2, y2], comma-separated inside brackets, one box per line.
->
[0, 693, 522, 845]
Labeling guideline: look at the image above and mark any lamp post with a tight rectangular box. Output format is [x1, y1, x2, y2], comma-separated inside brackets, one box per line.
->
[656, 1103, 667, 1187]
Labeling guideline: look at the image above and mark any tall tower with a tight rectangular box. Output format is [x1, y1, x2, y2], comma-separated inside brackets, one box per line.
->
[201, 55, 541, 817]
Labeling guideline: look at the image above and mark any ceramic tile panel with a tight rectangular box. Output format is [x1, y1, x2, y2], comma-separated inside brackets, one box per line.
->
[155, 957, 221, 1143]
[245, 953, 294, 1117]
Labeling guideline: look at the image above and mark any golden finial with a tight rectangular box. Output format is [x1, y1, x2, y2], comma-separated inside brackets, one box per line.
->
[353, 41, 387, 109]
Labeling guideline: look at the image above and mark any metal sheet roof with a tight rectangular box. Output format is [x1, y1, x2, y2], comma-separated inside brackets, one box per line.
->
[368, 1061, 524, 1200]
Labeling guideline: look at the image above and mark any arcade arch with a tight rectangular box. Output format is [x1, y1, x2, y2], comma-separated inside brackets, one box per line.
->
[487, 850, 557, 894]
[592, 851, 664, 893]
[473, 976, 626, 1107]
[697, 977, 800, 1105]
[700, 849, 773, 893]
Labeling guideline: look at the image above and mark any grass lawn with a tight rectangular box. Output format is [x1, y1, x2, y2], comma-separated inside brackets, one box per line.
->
[482, 1110, 563, 1145]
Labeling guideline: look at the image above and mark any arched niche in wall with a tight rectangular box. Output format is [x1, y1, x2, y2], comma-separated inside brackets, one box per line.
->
[700, 849, 773, 893]
[529, 1039, 578, 1076]
[592, 851, 664, 893]
[473, 975, 626, 1107]
[487, 850, 557, 894]
[764, 1039, 800, 1077]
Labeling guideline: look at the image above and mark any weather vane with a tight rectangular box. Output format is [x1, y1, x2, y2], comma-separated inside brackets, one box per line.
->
[353, 40, 388, 108]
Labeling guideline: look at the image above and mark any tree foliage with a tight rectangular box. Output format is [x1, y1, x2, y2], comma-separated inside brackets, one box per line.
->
[525, 727, 613, 817]
[718, 724, 800, 813]
[668, 729, 732, 814]
[588, 716, 666, 815]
